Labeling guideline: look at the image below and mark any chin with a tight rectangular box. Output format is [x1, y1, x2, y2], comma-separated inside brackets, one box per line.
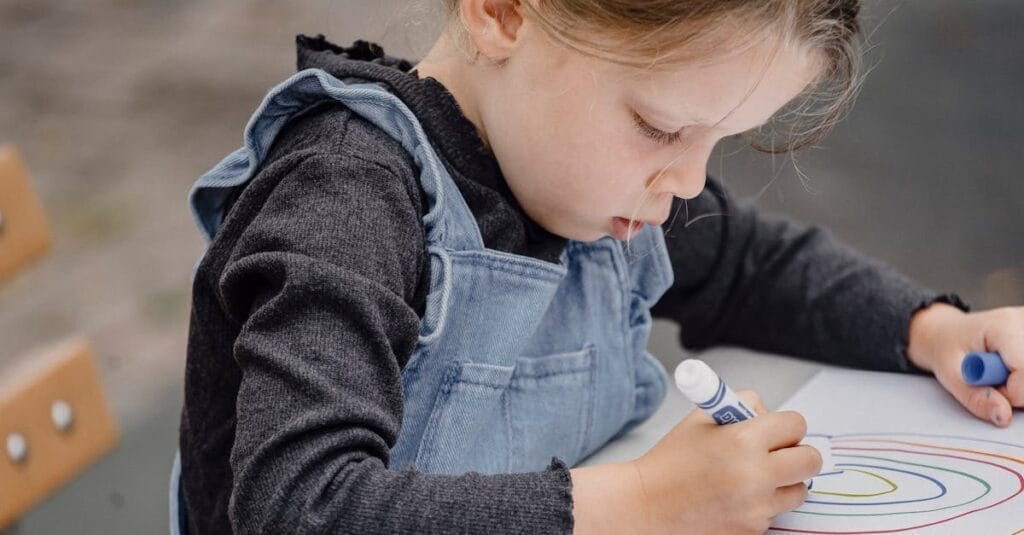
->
[545, 228, 590, 242]
[538, 218, 607, 242]
[572, 229, 610, 243]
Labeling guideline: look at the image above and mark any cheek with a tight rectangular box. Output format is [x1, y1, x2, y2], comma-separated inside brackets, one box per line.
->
[481, 73, 647, 219]
[545, 131, 640, 210]
[551, 102, 643, 188]
[490, 95, 617, 186]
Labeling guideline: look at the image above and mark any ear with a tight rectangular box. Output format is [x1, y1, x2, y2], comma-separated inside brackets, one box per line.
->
[457, 0, 526, 63]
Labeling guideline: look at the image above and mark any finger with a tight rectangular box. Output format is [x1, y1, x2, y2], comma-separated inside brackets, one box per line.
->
[769, 445, 823, 486]
[772, 482, 809, 515]
[939, 373, 1013, 428]
[986, 312, 1024, 407]
[1003, 370, 1024, 408]
[756, 411, 808, 450]
[736, 389, 768, 416]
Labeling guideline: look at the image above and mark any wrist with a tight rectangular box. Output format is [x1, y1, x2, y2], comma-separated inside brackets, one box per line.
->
[569, 462, 649, 534]
[907, 302, 966, 371]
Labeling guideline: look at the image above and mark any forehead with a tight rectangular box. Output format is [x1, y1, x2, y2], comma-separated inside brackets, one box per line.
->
[610, 40, 821, 132]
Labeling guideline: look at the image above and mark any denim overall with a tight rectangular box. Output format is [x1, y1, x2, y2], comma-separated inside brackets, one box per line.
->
[170, 68, 674, 533]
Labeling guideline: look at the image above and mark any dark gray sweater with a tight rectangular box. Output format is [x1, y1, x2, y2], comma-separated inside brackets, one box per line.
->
[179, 35, 963, 534]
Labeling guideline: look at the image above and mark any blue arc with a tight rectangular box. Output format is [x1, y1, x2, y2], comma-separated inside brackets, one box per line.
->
[806, 463, 948, 506]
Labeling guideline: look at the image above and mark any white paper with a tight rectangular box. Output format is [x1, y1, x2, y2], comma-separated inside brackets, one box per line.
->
[768, 368, 1024, 534]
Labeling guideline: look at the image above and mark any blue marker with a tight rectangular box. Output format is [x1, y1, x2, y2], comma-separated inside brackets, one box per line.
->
[961, 351, 1010, 386]
[674, 359, 756, 424]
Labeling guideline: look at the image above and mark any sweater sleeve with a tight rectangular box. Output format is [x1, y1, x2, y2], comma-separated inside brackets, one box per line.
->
[219, 153, 574, 534]
[650, 176, 968, 373]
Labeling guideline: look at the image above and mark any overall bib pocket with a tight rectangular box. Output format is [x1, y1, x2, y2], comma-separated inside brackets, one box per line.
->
[414, 345, 597, 474]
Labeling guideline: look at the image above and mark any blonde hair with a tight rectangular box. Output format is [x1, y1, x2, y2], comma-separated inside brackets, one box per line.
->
[442, 0, 862, 153]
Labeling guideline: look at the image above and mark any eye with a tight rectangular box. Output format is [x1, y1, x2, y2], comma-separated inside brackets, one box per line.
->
[632, 111, 683, 146]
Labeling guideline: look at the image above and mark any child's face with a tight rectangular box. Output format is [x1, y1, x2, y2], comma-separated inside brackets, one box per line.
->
[475, 24, 821, 242]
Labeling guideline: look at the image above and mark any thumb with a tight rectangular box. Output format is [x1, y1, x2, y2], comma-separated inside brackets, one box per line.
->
[937, 372, 1013, 427]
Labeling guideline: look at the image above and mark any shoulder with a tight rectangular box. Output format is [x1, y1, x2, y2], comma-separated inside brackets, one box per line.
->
[218, 98, 428, 243]
[260, 99, 423, 207]
[197, 99, 430, 305]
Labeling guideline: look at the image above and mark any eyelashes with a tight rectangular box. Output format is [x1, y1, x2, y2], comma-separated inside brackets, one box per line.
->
[632, 111, 683, 146]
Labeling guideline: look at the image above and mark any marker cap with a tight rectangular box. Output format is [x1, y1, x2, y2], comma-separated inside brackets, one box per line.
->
[674, 359, 719, 404]
[961, 352, 1009, 386]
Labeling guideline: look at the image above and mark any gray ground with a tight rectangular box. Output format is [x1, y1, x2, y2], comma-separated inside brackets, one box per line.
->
[1, 1, 1021, 533]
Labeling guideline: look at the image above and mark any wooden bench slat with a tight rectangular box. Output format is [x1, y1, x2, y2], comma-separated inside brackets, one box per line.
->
[0, 339, 120, 528]
[0, 146, 53, 283]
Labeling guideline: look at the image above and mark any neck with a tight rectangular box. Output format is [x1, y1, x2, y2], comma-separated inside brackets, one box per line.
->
[412, 31, 492, 149]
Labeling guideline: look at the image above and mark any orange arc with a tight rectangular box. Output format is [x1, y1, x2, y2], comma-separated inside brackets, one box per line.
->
[831, 438, 1024, 467]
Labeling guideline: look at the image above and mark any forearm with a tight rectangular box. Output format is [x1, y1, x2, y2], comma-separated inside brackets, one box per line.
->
[231, 453, 575, 534]
[712, 222, 960, 372]
[730, 230, 942, 372]
[653, 179, 966, 372]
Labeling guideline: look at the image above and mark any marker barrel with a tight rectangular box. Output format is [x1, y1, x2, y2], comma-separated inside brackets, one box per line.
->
[961, 352, 1009, 386]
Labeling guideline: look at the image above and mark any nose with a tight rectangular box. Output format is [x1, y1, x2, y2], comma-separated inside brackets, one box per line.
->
[646, 151, 708, 199]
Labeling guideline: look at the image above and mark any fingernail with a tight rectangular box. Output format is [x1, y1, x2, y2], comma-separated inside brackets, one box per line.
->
[991, 410, 1003, 426]
[986, 388, 993, 399]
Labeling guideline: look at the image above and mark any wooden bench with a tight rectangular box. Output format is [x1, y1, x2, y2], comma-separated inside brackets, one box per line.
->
[0, 147, 119, 530]
[0, 146, 52, 284]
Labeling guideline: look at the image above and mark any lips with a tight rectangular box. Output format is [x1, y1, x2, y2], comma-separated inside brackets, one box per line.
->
[611, 216, 645, 240]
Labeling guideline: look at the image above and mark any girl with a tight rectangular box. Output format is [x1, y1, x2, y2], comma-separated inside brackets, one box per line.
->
[176, 1, 1023, 533]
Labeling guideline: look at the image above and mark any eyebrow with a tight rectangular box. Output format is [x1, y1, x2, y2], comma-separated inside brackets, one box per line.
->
[634, 100, 715, 127]
[632, 95, 776, 134]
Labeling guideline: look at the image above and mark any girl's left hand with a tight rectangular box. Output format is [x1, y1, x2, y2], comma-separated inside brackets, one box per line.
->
[907, 303, 1024, 428]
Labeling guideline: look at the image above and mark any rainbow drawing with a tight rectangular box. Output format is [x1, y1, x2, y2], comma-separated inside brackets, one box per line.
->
[769, 432, 1024, 533]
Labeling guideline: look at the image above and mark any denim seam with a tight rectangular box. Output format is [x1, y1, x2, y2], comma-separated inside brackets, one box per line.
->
[415, 363, 460, 469]
[506, 368, 593, 383]
[447, 253, 567, 281]
[579, 344, 597, 462]
[503, 381, 514, 473]
[455, 379, 512, 389]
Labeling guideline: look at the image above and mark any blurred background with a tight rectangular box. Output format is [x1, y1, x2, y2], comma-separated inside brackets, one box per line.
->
[0, 0, 1021, 532]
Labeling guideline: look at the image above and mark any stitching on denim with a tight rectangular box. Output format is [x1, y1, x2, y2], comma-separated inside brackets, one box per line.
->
[506, 367, 592, 385]
[579, 345, 597, 461]
[415, 363, 460, 470]
[453, 379, 511, 389]
[503, 384, 514, 473]
[449, 252, 567, 281]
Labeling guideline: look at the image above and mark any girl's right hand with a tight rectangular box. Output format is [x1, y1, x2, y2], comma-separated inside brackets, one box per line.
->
[635, 390, 820, 533]
[571, 390, 821, 534]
